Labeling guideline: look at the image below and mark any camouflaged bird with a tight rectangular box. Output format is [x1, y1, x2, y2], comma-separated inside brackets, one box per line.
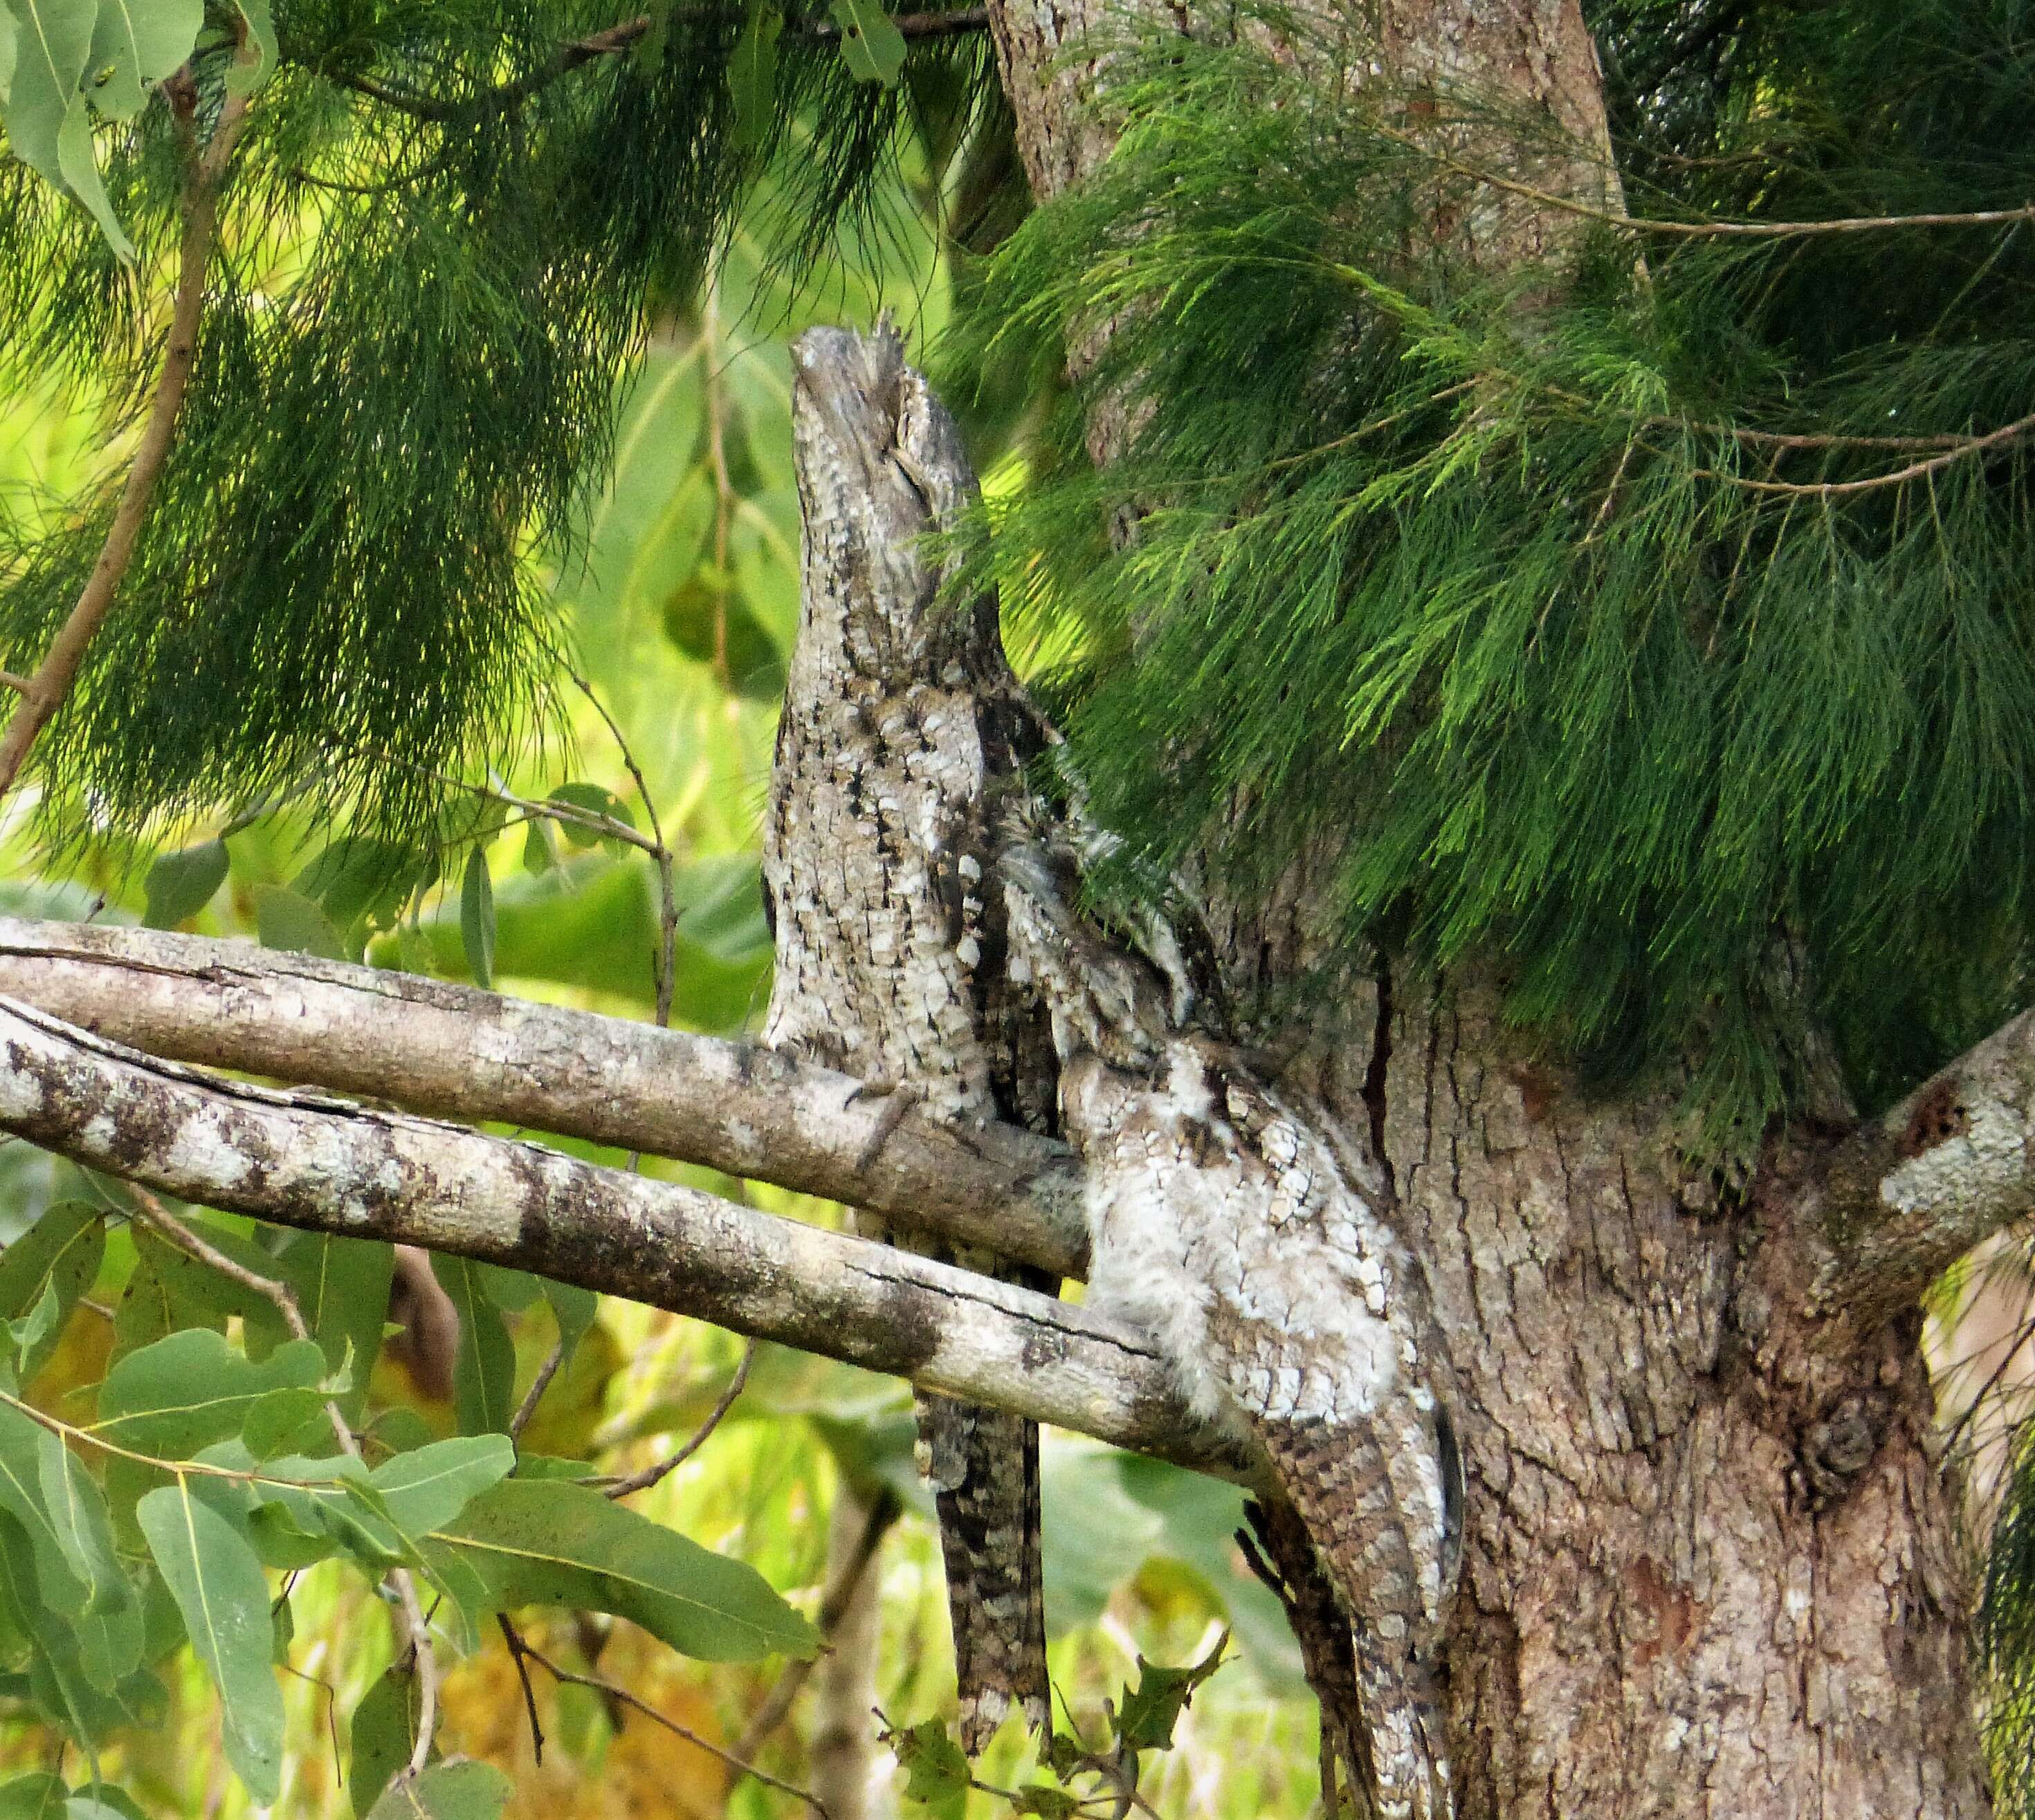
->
[1000, 832, 1464, 1820]
[763, 324, 1054, 1749]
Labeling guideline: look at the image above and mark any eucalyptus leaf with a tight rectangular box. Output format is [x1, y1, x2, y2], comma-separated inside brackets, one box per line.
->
[547, 781, 630, 849]
[137, 1482, 285, 1801]
[369, 1435, 515, 1538]
[728, 0, 781, 148]
[419, 1478, 818, 1661]
[349, 1664, 422, 1819]
[0, 1775, 66, 1820]
[430, 1256, 515, 1437]
[828, 0, 906, 84]
[0, 0, 136, 259]
[459, 848, 495, 990]
[271, 1230, 394, 1418]
[363, 1761, 511, 1820]
[84, 0, 201, 120]
[98, 1330, 327, 1463]
[0, 1200, 102, 1381]
[0, 1395, 141, 1689]
[141, 838, 228, 928]
[224, 0, 273, 94]
[255, 884, 349, 962]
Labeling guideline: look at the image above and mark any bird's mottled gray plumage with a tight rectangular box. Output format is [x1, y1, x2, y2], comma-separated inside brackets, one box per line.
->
[763, 324, 1052, 1750]
[1002, 834, 1463, 1819]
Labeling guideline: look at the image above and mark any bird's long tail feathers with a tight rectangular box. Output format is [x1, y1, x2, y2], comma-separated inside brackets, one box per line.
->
[922, 1395, 1050, 1751]
[1353, 1633, 1454, 1820]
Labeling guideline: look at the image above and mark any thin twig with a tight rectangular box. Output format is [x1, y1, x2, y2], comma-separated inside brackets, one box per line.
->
[733, 1487, 901, 1760]
[602, 1338, 756, 1498]
[0, 46, 259, 802]
[509, 1337, 566, 1442]
[495, 1614, 548, 1766]
[519, 1636, 830, 1817]
[1367, 116, 2035, 241]
[327, 8, 988, 122]
[562, 663, 679, 1038]
[123, 1187, 441, 1776]
[1684, 410, 2035, 497]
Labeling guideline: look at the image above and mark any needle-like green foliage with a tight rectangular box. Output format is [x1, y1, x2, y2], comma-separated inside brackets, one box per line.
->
[0, 0, 999, 845]
[944, 0, 2035, 1151]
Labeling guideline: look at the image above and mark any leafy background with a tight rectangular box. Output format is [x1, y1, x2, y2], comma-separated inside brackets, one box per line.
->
[0, 110, 1322, 1820]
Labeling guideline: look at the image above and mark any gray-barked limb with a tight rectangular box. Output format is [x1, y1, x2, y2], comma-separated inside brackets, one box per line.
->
[0, 993, 1243, 1473]
[0, 917, 1085, 1278]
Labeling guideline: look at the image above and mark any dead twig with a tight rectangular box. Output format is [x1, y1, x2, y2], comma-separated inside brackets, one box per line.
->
[602, 1338, 758, 1498]
[518, 1634, 830, 1816]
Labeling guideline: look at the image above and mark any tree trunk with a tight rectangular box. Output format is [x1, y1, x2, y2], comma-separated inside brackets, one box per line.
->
[1382, 970, 1984, 1816]
[976, 1, 1995, 1813]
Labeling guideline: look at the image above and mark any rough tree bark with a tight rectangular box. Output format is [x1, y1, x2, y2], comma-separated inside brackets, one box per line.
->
[975, 0, 1994, 1814]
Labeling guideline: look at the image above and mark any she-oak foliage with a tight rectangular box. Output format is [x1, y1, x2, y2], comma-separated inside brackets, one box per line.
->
[0, 0, 998, 845]
[947, 0, 2035, 1151]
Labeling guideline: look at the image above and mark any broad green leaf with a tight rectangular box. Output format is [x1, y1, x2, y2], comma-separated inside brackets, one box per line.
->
[369, 1435, 514, 1538]
[295, 836, 426, 929]
[64, 1790, 147, 1820]
[35, 1415, 127, 1617]
[127, 1220, 293, 1357]
[473, 1262, 540, 1313]
[0, 1774, 66, 1820]
[378, 852, 770, 1027]
[271, 1231, 394, 1417]
[661, 576, 786, 701]
[0, 1511, 161, 1742]
[459, 849, 494, 991]
[6, 1280, 58, 1361]
[363, 1761, 510, 1820]
[828, 0, 905, 84]
[546, 782, 631, 849]
[142, 838, 228, 928]
[349, 1664, 421, 1818]
[137, 1482, 284, 1800]
[1112, 1631, 1228, 1752]
[0, 1200, 102, 1381]
[224, 0, 273, 95]
[0, 12, 15, 97]
[520, 820, 556, 877]
[255, 884, 349, 962]
[85, 0, 200, 119]
[1, 0, 135, 259]
[891, 1718, 969, 1818]
[1011, 1789, 1081, 1819]
[0, 1395, 141, 1687]
[728, 0, 781, 149]
[98, 1331, 327, 1462]
[419, 1478, 818, 1661]
[241, 1386, 331, 1460]
[430, 1256, 514, 1437]
[541, 1280, 598, 1370]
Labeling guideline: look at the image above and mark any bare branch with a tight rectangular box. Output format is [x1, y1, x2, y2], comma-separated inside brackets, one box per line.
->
[325, 8, 989, 122]
[0, 917, 1086, 1279]
[1814, 1004, 2035, 1325]
[517, 1633, 831, 1817]
[600, 1338, 757, 1498]
[0, 995, 1236, 1476]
